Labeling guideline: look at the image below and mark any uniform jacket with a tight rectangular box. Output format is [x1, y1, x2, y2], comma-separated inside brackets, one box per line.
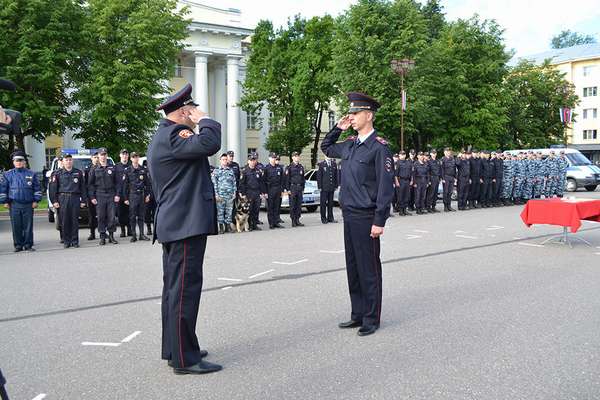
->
[211, 166, 237, 196]
[147, 118, 221, 243]
[441, 156, 457, 178]
[321, 126, 395, 227]
[429, 158, 443, 180]
[412, 161, 431, 183]
[264, 163, 286, 191]
[469, 157, 482, 178]
[124, 165, 152, 200]
[49, 168, 87, 203]
[88, 164, 122, 199]
[0, 167, 42, 204]
[457, 158, 471, 179]
[285, 162, 306, 191]
[239, 166, 267, 194]
[316, 159, 339, 192]
[395, 159, 413, 180]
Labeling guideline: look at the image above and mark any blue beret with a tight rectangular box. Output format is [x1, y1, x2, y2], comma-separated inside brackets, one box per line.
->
[156, 83, 198, 114]
[347, 92, 380, 113]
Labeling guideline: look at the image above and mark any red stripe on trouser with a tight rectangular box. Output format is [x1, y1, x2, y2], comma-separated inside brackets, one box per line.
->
[372, 238, 381, 322]
[178, 241, 187, 367]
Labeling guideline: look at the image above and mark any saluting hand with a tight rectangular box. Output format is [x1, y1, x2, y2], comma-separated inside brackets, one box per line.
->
[124, 200, 130, 205]
[370, 225, 384, 239]
[188, 107, 208, 124]
[53, 202, 60, 209]
[145, 195, 150, 203]
[91, 199, 97, 205]
[336, 115, 352, 131]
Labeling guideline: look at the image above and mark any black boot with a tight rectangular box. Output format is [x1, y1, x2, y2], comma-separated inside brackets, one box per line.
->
[146, 223, 152, 235]
[224, 224, 231, 233]
[108, 233, 118, 244]
[130, 234, 138, 243]
[219, 224, 224, 234]
[99, 233, 106, 246]
[404, 207, 412, 216]
[126, 226, 132, 236]
[120, 226, 126, 238]
[88, 232, 96, 240]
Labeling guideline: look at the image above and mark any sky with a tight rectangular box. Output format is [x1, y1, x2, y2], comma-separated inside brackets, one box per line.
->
[199, 0, 600, 58]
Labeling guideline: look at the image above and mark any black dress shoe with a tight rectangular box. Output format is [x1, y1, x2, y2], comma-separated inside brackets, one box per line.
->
[321, 220, 328, 224]
[139, 234, 151, 241]
[87, 234, 95, 240]
[328, 219, 338, 223]
[14, 247, 23, 253]
[99, 238, 106, 245]
[273, 224, 283, 228]
[64, 243, 71, 249]
[296, 221, 304, 227]
[130, 236, 138, 242]
[168, 350, 208, 367]
[173, 360, 222, 375]
[357, 325, 378, 336]
[338, 320, 362, 329]
[72, 243, 80, 248]
[24, 247, 35, 252]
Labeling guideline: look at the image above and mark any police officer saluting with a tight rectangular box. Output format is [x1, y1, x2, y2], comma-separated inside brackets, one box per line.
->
[321, 92, 394, 336]
[264, 152, 285, 229]
[148, 82, 222, 375]
[50, 154, 86, 248]
[88, 148, 121, 245]
[285, 151, 305, 227]
[0, 150, 42, 252]
[124, 152, 151, 242]
[317, 156, 338, 224]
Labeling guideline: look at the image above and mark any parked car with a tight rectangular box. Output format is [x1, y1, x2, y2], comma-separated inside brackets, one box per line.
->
[260, 170, 321, 212]
[46, 149, 114, 228]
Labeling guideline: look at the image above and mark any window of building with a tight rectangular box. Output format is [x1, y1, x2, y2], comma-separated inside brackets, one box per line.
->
[583, 87, 598, 97]
[174, 59, 183, 78]
[246, 112, 260, 130]
[328, 111, 336, 130]
[583, 108, 598, 119]
[583, 65, 597, 77]
[583, 129, 598, 140]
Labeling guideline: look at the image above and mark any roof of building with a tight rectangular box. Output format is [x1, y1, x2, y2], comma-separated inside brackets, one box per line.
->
[512, 43, 600, 66]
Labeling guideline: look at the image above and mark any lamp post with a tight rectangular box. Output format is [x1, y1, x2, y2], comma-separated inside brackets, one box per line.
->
[391, 58, 415, 151]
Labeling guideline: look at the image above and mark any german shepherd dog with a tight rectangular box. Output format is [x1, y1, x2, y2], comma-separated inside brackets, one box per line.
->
[235, 194, 250, 233]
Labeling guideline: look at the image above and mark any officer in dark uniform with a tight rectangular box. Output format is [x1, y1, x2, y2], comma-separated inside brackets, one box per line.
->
[88, 147, 121, 245]
[456, 151, 471, 210]
[316, 156, 338, 223]
[0, 368, 8, 400]
[441, 147, 457, 212]
[394, 150, 413, 216]
[426, 150, 441, 213]
[124, 152, 151, 242]
[408, 149, 416, 210]
[480, 151, 495, 208]
[469, 150, 482, 208]
[412, 152, 430, 215]
[239, 152, 266, 231]
[321, 92, 394, 337]
[285, 151, 306, 227]
[50, 154, 87, 248]
[147, 82, 222, 375]
[492, 151, 504, 206]
[227, 150, 241, 188]
[85, 152, 99, 240]
[264, 152, 285, 229]
[115, 149, 131, 237]
[49, 156, 65, 243]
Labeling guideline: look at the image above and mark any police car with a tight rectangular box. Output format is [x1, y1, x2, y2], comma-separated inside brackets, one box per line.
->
[46, 149, 114, 228]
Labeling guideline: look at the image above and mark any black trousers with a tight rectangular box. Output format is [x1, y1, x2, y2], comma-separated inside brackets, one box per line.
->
[289, 185, 303, 222]
[480, 178, 493, 205]
[427, 177, 440, 208]
[469, 176, 481, 202]
[494, 178, 503, 203]
[88, 200, 97, 235]
[397, 178, 410, 208]
[343, 212, 382, 328]
[117, 200, 129, 228]
[442, 176, 455, 207]
[161, 235, 207, 368]
[320, 190, 335, 222]
[96, 192, 116, 235]
[129, 193, 146, 236]
[267, 187, 282, 227]
[58, 193, 80, 245]
[247, 190, 261, 227]
[409, 185, 415, 209]
[414, 181, 428, 209]
[145, 198, 156, 224]
[457, 177, 470, 208]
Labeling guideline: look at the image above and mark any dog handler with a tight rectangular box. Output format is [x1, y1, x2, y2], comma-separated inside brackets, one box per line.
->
[147, 83, 222, 374]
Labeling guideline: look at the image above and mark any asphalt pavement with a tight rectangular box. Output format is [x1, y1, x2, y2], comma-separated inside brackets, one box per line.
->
[1, 192, 600, 400]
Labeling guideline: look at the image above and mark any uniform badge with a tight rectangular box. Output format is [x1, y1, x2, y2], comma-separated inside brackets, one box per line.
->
[277, 171, 280, 175]
[178, 130, 193, 139]
[256, 173, 260, 178]
[385, 157, 392, 173]
[27, 181, 32, 185]
[108, 170, 112, 175]
[139, 175, 144, 180]
[74, 178, 78, 183]
[52, 176, 56, 182]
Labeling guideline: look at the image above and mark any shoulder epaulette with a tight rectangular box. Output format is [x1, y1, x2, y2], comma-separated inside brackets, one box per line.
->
[375, 136, 387, 145]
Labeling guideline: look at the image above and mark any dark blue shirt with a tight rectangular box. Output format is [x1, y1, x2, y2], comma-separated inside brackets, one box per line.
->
[0, 167, 42, 204]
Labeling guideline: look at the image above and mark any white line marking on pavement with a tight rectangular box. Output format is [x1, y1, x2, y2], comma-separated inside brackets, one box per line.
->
[454, 230, 466, 234]
[489, 234, 496, 237]
[455, 235, 477, 239]
[272, 259, 308, 266]
[121, 331, 141, 343]
[513, 237, 523, 240]
[414, 229, 429, 233]
[221, 286, 233, 290]
[31, 394, 47, 400]
[248, 269, 275, 279]
[319, 250, 345, 254]
[81, 342, 121, 347]
[405, 235, 422, 240]
[518, 242, 545, 248]
[486, 226, 504, 230]
[217, 277, 243, 282]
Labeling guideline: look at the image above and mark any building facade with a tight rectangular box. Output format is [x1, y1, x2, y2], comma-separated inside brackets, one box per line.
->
[520, 43, 600, 163]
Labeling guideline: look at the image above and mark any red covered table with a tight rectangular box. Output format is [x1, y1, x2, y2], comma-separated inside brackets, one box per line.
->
[520, 198, 600, 246]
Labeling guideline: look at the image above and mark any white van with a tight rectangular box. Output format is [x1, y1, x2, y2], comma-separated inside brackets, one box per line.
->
[504, 148, 600, 192]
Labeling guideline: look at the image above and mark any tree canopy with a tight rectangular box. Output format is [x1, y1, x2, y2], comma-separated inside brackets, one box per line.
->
[551, 30, 596, 49]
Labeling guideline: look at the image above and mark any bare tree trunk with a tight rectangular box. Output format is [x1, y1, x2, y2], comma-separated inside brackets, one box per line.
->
[310, 104, 323, 169]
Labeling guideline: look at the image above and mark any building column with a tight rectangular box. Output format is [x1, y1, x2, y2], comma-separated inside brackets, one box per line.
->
[194, 52, 210, 113]
[214, 62, 228, 154]
[24, 135, 46, 172]
[227, 56, 242, 160]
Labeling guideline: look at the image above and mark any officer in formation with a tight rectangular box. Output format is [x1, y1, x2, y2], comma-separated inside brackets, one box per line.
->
[492, 151, 504, 206]
[480, 151, 495, 208]
[426, 150, 441, 213]
[264, 152, 285, 229]
[441, 148, 457, 212]
[239, 152, 266, 231]
[321, 92, 394, 337]
[456, 151, 471, 210]
[316, 156, 338, 224]
[286, 151, 306, 227]
[115, 149, 131, 237]
[148, 82, 223, 375]
[123, 152, 151, 242]
[88, 147, 121, 245]
[49, 156, 65, 243]
[212, 153, 237, 233]
[394, 150, 413, 215]
[49, 153, 87, 248]
[412, 152, 431, 214]
[85, 152, 100, 240]
[0, 150, 42, 252]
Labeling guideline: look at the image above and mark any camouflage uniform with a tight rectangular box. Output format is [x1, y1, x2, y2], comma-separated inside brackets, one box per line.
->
[501, 156, 514, 204]
[211, 166, 236, 225]
[545, 156, 559, 197]
[534, 155, 547, 198]
[556, 154, 569, 197]
[512, 155, 526, 203]
[522, 156, 535, 201]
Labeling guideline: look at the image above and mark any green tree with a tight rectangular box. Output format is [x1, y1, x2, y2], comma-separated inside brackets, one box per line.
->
[421, 0, 445, 42]
[72, 0, 188, 156]
[0, 0, 85, 159]
[551, 29, 596, 49]
[332, 0, 429, 152]
[504, 60, 578, 148]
